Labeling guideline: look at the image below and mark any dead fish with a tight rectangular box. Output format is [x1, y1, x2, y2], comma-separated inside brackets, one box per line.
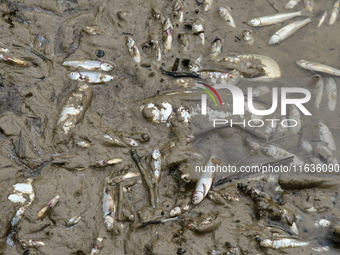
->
[218, 6, 236, 28]
[311, 74, 323, 109]
[187, 212, 221, 233]
[141, 102, 173, 124]
[192, 17, 205, 45]
[325, 77, 337, 111]
[76, 140, 91, 148]
[109, 172, 140, 184]
[93, 158, 122, 167]
[268, 17, 312, 45]
[317, 120, 336, 151]
[170, 204, 190, 217]
[248, 9, 309, 27]
[318, 11, 327, 27]
[315, 141, 336, 162]
[262, 145, 304, 165]
[303, 0, 314, 12]
[197, 69, 242, 84]
[126, 36, 141, 63]
[314, 219, 331, 228]
[90, 237, 104, 255]
[296, 60, 340, 77]
[83, 26, 104, 35]
[301, 140, 313, 153]
[173, 0, 184, 22]
[288, 105, 301, 134]
[62, 60, 114, 71]
[55, 84, 92, 143]
[178, 33, 190, 50]
[203, 0, 213, 12]
[66, 215, 81, 227]
[149, 34, 161, 61]
[68, 71, 116, 83]
[192, 155, 217, 205]
[0, 54, 29, 66]
[244, 135, 261, 153]
[252, 86, 270, 97]
[163, 18, 174, 53]
[210, 38, 223, 59]
[151, 149, 162, 182]
[103, 177, 118, 232]
[152, 6, 165, 23]
[260, 238, 310, 249]
[329, 0, 340, 25]
[20, 240, 45, 249]
[242, 29, 254, 45]
[285, 0, 301, 9]
[37, 195, 60, 219]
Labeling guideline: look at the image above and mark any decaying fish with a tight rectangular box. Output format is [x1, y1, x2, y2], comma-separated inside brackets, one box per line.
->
[173, 0, 184, 22]
[83, 26, 104, 35]
[244, 135, 261, 153]
[66, 215, 81, 227]
[268, 17, 312, 45]
[163, 18, 174, 53]
[187, 212, 221, 233]
[126, 36, 141, 63]
[93, 158, 122, 167]
[103, 177, 119, 233]
[0, 54, 29, 66]
[301, 140, 313, 153]
[37, 195, 60, 219]
[68, 71, 116, 83]
[218, 6, 236, 28]
[210, 38, 223, 59]
[247, 9, 309, 27]
[260, 238, 310, 249]
[318, 11, 327, 27]
[203, 0, 213, 12]
[303, 0, 314, 12]
[170, 203, 190, 217]
[197, 69, 242, 84]
[311, 74, 324, 109]
[288, 105, 301, 134]
[317, 120, 336, 151]
[192, 155, 217, 205]
[151, 149, 162, 182]
[314, 219, 331, 228]
[141, 101, 173, 123]
[315, 142, 338, 164]
[178, 33, 190, 50]
[76, 140, 91, 148]
[90, 237, 104, 255]
[20, 240, 45, 249]
[242, 29, 254, 45]
[55, 84, 92, 143]
[262, 145, 304, 165]
[109, 171, 140, 184]
[252, 86, 270, 97]
[285, 0, 301, 9]
[62, 60, 115, 71]
[192, 17, 205, 45]
[152, 6, 166, 23]
[329, 0, 340, 25]
[325, 77, 337, 111]
[296, 60, 340, 77]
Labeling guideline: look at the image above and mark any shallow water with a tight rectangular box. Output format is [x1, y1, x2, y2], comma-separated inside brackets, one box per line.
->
[0, 0, 340, 254]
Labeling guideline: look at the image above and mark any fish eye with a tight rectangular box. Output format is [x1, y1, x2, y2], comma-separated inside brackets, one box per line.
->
[229, 75, 234, 78]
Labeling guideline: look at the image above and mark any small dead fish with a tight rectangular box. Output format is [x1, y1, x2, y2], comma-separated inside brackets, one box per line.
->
[170, 204, 190, 217]
[218, 6, 236, 28]
[93, 158, 122, 167]
[296, 60, 340, 77]
[90, 237, 104, 255]
[203, 0, 213, 12]
[76, 140, 91, 148]
[66, 215, 81, 227]
[109, 172, 140, 184]
[62, 60, 114, 71]
[192, 155, 217, 205]
[260, 238, 310, 249]
[103, 178, 117, 232]
[303, 0, 314, 12]
[252, 86, 270, 97]
[163, 18, 174, 53]
[285, 0, 301, 9]
[178, 33, 190, 50]
[268, 17, 312, 45]
[288, 105, 301, 134]
[262, 145, 304, 165]
[244, 135, 261, 153]
[311, 74, 324, 109]
[210, 38, 223, 59]
[248, 9, 309, 27]
[37, 195, 60, 219]
[242, 29, 254, 45]
[301, 140, 313, 153]
[83, 26, 104, 35]
[151, 149, 162, 182]
[317, 120, 336, 151]
[329, 0, 340, 25]
[20, 240, 45, 249]
[68, 71, 116, 83]
[315, 141, 336, 161]
[192, 17, 205, 45]
[325, 77, 337, 111]
[197, 69, 242, 84]
[0, 54, 29, 66]
[126, 36, 141, 63]
[314, 219, 331, 228]
[318, 11, 327, 27]
[152, 6, 165, 23]
[173, 0, 184, 22]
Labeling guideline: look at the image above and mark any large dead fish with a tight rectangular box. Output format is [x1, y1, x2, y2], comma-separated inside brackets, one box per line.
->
[297, 60, 340, 77]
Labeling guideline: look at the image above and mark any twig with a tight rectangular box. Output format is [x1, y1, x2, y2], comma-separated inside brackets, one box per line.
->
[132, 217, 179, 228]
[267, 0, 281, 12]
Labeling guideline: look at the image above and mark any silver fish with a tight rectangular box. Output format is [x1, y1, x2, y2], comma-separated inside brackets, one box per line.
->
[197, 69, 242, 85]
[244, 135, 261, 153]
[288, 105, 301, 134]
[93, 158, 122, 167]
[103, 177, 116, 232]
[329, 0, 340, 25]
[303, 0, 314, 12]
[248, 9, 309, 27]
[210, 38, 223, 59]
[0, 54, 29, 66]
[163, 18, 174, 53]
[242, 29, 254, 45]
[62, 60, 114, 71]
[262, 145, 304, 165]
[90, 237, 103, 255]
[151, 149, 162, 182]
[68, 71, 116, 83]
[301, 140, 313, 153]
[37, 195, 60, 219]
[325, 77, 337, 111]
[126, 36, 141, 63]
[66, 215, 81, 227]
[314, 142, 338, 165]
[318, 11, 327, 27]
[218, 6, 236, 28]
[260, 238, 310, 249]
[83, 26, 104, 35]
[268, 17, 312, 45]
[173, 0, 184, 22]
[296, 60, 340, 77]
[285, 0, 301, 9]
[311, 74, 324, 109]
[192, 17, 205, 45]
[317, 120, 336, 151]
[203, 0, 213, 12]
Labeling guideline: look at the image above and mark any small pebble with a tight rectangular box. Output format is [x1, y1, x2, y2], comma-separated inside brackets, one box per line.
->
[95, 49, 105, 58]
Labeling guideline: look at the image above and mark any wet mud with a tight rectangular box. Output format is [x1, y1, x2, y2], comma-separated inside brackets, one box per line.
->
[1, 0, 340, 254]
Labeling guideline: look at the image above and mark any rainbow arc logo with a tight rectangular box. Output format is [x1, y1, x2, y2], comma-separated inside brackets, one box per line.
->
[196, 82, 223, 106]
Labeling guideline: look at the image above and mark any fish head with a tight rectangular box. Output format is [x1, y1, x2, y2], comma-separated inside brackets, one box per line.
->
[68, 71, 80, 80]
[104, 216, 114, 231]
[260, 239, 273, 247]
[126, 37, 134, 48]
[228, 70, 242, 84]
[268, 34, 280, 45]
[248, 18, 261, 27]
[100, 62, 114, 71]
[192, 191, 204, 205]
[296, 59, 308, 68]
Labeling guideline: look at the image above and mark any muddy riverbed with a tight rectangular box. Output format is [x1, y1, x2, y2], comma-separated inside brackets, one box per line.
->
[1, 0, 340, 254]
